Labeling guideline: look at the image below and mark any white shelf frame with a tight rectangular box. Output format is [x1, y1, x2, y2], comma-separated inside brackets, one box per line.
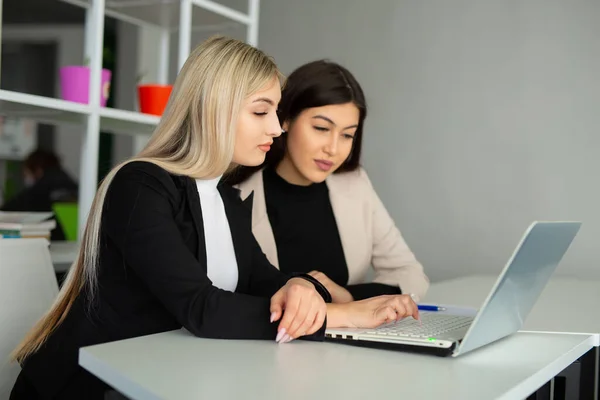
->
[0, 0, 261, 236]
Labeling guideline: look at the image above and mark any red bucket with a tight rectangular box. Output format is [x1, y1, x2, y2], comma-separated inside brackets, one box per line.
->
[137, 84, 173, 116]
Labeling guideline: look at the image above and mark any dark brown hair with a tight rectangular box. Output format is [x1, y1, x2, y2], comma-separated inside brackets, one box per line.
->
[227, 60, 367, 185]
[24, 149, 61, 173]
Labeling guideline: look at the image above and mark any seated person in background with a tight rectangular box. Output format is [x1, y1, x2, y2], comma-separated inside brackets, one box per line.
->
[228, 60, 430, 303]
[1, 149, 78, 240]
[10, 37, 419, 400]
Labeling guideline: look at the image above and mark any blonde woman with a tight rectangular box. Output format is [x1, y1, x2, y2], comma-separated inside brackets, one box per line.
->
[10, 37, 419, 400]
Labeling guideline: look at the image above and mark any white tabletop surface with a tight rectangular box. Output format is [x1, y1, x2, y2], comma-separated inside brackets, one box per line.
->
[80, 329, 597, 400]
[48, 241, 79, 272]
[424, 275, 600, 334]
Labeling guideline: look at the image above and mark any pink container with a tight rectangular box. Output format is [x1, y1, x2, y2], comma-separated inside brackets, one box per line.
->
[59, 66, 112, 106]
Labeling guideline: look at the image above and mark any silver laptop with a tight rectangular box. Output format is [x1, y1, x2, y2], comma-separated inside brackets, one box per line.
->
[325, 221, 581, 357]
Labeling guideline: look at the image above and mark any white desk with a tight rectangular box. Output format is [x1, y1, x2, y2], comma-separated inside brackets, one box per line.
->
[425, 275, 600, 399]
[80, 329, 598, 400]
[48, 241, 79, 273]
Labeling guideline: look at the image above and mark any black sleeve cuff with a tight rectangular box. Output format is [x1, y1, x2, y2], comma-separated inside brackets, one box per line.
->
[346, 283, 401, 301]
[290, 273, 333, 303]
[284, 273, 331, 342]
[298, 315, 327, 342]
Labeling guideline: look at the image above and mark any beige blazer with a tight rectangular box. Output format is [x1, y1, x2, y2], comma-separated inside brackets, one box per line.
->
[235, 168, 430, 300]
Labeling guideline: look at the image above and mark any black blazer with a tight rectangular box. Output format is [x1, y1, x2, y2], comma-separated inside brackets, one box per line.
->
[14, 161, 328, 399]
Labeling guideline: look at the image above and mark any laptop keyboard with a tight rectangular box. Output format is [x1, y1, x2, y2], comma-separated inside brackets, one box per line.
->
[366, 312, 473, 338]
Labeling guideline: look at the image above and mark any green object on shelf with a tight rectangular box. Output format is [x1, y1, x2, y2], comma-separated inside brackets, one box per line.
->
[52, 202, 78, 241]
[3, 160, 20, 202]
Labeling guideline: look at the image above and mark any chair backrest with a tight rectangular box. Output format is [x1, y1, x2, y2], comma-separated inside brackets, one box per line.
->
[52, 202, 79, 241]
[0, 239, 59, 398]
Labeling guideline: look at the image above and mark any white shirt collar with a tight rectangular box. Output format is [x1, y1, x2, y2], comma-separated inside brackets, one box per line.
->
[195, 176, 222, 195]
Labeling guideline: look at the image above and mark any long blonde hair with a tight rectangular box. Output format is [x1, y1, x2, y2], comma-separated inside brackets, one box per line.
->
[12, 36, 281, 363]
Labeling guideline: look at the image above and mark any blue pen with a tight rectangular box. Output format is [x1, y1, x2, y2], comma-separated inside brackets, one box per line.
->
[417, 304, 446, 312]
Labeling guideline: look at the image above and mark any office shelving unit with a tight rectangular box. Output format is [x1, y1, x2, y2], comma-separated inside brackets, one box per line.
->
[0, 0, 260, 235]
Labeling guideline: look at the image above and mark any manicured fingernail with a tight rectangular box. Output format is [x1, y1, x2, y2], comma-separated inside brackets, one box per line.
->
[285, 335, 294, 343]
[279, 334, 291, 344]
[275, 329, 286, 343]
[270, 312, 276, 323]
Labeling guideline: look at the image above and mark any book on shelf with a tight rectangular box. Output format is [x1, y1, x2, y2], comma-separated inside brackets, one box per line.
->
[0, 211, 56, 239]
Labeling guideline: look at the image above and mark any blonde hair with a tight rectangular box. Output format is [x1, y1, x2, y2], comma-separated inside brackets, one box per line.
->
[12, 36, 282, 363]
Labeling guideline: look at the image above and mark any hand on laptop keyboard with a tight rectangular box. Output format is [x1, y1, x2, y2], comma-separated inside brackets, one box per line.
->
[328, 294, 420, 329]
[367, 312, 473, 337]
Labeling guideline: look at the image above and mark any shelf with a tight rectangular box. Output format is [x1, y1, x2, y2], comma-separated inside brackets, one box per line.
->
[59, 0, 249, 29]
[99, 107, 159, 136]
[0, 89, 89, 126]
[0, 90, 159, 136]
[3, 0, 260, 235]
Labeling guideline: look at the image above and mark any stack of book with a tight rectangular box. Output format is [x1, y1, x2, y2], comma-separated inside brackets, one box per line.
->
[0, 211, 56, 239]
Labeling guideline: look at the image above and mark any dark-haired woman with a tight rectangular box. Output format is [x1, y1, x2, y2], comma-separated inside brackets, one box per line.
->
[229, 60, 429, 304]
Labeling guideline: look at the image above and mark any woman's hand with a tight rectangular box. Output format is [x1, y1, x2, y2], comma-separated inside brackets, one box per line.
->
[326, 294, 419, 329]
[270, 277, 327, 343]
[308, 271, 354, 304]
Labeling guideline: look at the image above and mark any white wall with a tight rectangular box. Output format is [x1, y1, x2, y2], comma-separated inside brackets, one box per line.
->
[258, 0, 600, 282]
[166, 24, 247, 82]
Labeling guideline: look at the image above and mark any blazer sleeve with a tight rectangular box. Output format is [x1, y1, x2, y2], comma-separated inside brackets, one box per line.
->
[361, 169, 430, 301]
[245, 233, 331, 304]
[346, 282, 401, 300]
[246, 226, 289, 297]
[103, 162, 325, 340]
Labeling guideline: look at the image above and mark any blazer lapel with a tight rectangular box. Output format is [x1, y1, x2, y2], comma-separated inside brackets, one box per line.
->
[327, 175, 370, 284]
[184, 177, 208, 268]
[237, 170, 280, 269]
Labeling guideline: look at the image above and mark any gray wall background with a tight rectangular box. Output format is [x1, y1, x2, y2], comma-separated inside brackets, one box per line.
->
[258, 0, 600, 282]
